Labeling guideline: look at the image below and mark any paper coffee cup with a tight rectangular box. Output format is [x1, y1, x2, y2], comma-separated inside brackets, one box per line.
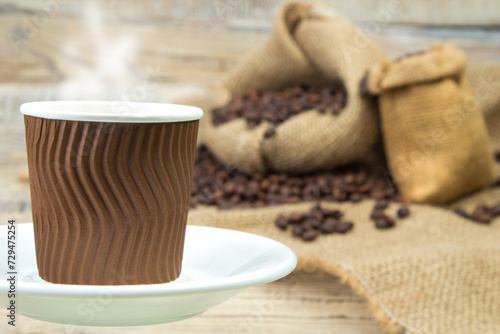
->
[21, 101, 202, 285]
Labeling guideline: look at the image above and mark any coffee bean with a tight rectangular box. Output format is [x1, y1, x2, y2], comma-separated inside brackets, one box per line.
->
[268, 174, 280, 184]
[357, 182, 373, 193]
[494, 150, 500, 162]
[471, 214, 492, 224]
[321, 218, 337, 234]
[245, 181, 259, 198]
[277, 173, 288, 183]
[310, 203, 322, 214]
[326, 209, 343, 220]
[335, 221, 354, 233]
[370, 209, 386, 220]
[260, 178, 270, 191]
[302, 229, 319, 241]
[320, 207, 334, 216]
[374, 199, 389, 210]
[490, 204, 500, 217]
[286, 196, 301, 204]
[303, 218, 321, 230]
[310, 209, 324, 221]
[288, 212, 303, 224]
[345, 173, 355, 184]
[292, 224, 304, 237]
[268, 183, 280, 194]
[349, 193, 363, 203]
[374, 216, 395, 229]
[224, 181, 237, 194]
[355, 171, 368, 185]
[275, 214, 288, 230]
[470, 204, 493, 224]
[370, 190, 386, 200]
[264, 126, 276, 139]
[397, 207, 410, 219]
[333, 188, 347, 201]
[453, 208, 469, 218]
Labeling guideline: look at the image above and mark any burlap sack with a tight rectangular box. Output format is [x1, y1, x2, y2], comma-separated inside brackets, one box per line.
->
[364, 44, 496, 204]
[188, 185, 500, 334]
[196, 1, 386, 174]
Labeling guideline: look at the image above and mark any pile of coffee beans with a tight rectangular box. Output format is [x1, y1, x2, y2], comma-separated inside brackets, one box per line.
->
[275, 204, 354, 241]
[211, 85, 347, 133]
[190, 145, 399, 210]
[454, 202, 500, 224]
[369, 199, 410, 229]
[190, 145, 497, 241]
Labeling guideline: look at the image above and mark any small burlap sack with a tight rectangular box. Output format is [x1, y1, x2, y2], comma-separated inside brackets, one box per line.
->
[195, 1, 386, 174]
[363, 44, 496, 204]
[188, 185, 500, 334]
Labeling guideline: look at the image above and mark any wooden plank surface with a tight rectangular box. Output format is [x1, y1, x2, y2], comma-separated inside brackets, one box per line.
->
[0, 269, 385, 334]
[4, 0, 500, 26]
[1, 16, 500, 85]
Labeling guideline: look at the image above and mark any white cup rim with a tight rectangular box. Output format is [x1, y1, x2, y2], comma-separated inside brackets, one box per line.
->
[20, 101, 203, 123]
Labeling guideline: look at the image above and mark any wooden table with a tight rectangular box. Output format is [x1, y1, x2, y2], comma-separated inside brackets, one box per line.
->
[1, 2, 499, 333]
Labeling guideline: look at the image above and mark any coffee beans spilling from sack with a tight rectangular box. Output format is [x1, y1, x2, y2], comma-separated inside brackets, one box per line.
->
[211, 85, 347, 132]
[275, 204, 354, 242]
[190, 146, 500, 240]
[191, 145, 399, 210]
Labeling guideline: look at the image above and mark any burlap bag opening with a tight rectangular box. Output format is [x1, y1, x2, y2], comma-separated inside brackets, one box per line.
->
[364, 44, 496, 204]
[195, 1, 387, 174]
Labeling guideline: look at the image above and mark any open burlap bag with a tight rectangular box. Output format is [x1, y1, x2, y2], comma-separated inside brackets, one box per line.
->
[195, 1, 386, 174]
[188, 185, 500, 334]
[364, 44, 496, 204]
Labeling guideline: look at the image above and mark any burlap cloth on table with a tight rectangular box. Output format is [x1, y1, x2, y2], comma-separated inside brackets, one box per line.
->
[177, 2, 500, 333]
[188, 185, 500, 334]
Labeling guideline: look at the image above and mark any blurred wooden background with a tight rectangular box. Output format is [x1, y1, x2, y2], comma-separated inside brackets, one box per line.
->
[0, 1, 499, 333]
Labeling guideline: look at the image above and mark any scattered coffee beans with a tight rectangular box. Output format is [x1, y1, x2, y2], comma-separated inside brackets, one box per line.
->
[453, 202, 500, 224]
[211, 85, 347, 131]
[368, 199, 404, 230]
[368, 200, 411, 229]
[397, 207, 410, 219]
[191, 145, 495, 241]
[274, 204, 354, 241]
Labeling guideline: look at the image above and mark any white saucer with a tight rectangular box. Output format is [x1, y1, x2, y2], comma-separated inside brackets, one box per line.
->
[0, 223, 296, 326]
